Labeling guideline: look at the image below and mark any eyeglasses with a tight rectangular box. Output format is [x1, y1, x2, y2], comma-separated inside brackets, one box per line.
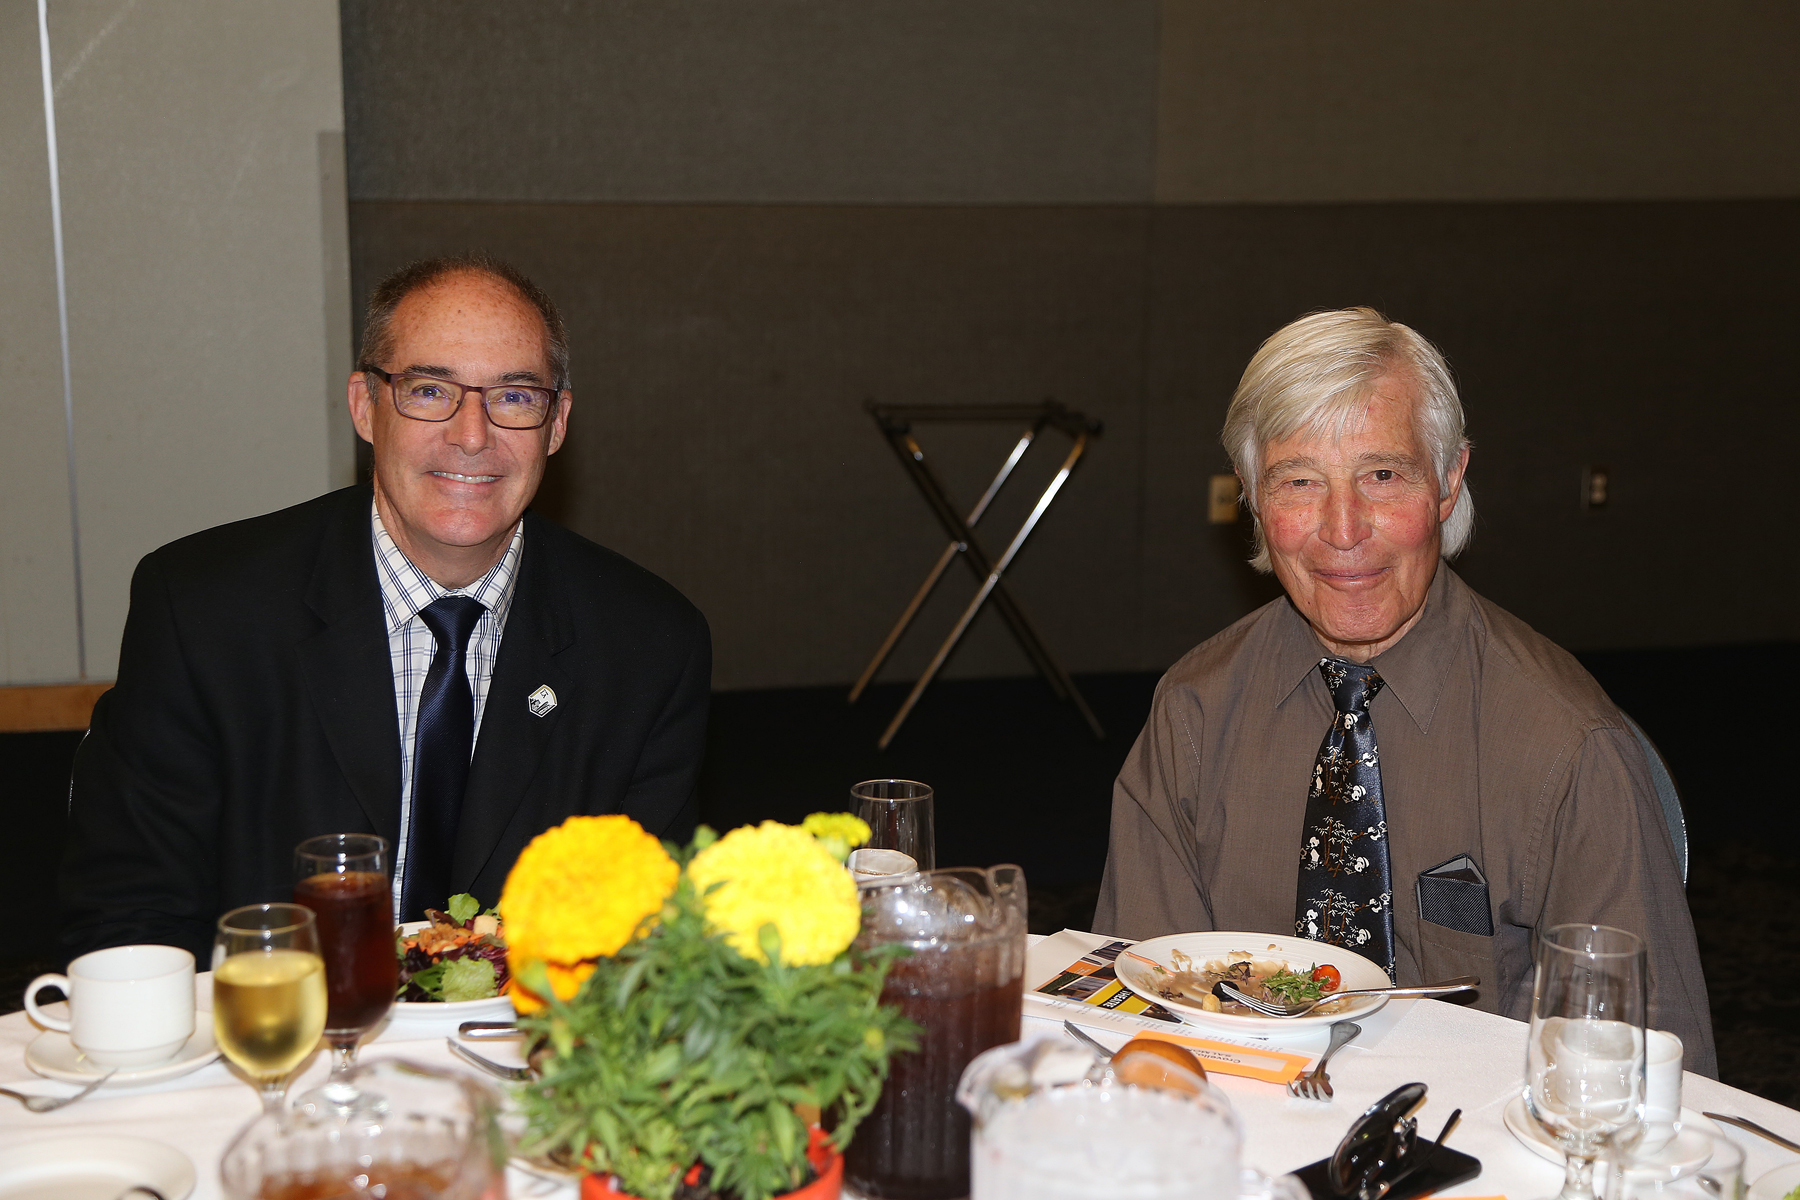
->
[364, 367, 559, 430]
[1328, 1083, 1462, 1200]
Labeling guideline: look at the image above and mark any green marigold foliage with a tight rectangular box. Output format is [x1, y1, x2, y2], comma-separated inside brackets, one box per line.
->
[516, 862, 916, 1200]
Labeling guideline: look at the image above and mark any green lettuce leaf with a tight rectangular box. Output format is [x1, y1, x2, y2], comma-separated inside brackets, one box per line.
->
[405, 960, 447, 1000]
[441, 956, 499, 1002]
[446, 893, 481, 923]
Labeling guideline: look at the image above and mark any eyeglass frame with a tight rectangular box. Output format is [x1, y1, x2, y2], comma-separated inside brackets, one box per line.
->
[361, 365, 564, 431]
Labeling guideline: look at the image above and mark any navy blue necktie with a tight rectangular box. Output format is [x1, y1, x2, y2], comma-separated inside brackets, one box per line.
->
[402, 594, 486, 921]
[1294, 657, 1396, 980]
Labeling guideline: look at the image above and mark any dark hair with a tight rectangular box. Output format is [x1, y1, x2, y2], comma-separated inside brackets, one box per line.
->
[356, 253, 570, 390]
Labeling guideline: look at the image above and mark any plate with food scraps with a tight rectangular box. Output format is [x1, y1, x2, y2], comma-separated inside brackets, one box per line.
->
[1112, 932, 1390, 1034]
[388, 910, 515, 1034]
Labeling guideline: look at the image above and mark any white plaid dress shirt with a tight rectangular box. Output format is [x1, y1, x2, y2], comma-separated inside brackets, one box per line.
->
[372, 501, 523, 915]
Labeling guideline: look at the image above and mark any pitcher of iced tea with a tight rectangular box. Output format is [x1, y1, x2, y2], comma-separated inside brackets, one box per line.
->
[846, 864, 1028, 1200]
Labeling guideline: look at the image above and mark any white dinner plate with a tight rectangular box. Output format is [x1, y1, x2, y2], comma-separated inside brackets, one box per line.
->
[1750, 1162, 1800, 1200]
[1112, 932, 1390, 1035]
[25, 1023, 219, 1086]
[390, 920, 516, 1033]
[1503, 1096, 1721, 1174]
[0, 1134, 195, 1200]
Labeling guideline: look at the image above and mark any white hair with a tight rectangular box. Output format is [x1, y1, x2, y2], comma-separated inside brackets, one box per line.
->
[1222, 307, 1474, 573]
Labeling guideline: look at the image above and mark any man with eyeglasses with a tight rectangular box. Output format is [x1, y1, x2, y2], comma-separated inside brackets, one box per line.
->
[60, 255, 711, 961]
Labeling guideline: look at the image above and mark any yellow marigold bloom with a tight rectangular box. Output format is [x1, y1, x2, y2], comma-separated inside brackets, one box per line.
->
[501, 815, 679, 965]
[801, 812, 870, 845]
[800, 812, 871, 863]
[688, 821, 861, 965]
[510, 959, 596, 1015]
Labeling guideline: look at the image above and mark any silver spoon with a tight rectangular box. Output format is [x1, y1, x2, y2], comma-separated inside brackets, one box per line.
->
[0, 1068, 118, 1112]
[1213, 976, 1479, 1018]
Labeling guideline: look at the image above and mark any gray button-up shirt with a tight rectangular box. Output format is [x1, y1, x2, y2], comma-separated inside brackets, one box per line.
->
[1095, 565, 1716, 1075]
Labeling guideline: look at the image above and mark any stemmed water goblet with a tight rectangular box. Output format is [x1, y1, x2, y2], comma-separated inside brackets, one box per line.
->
[1524, 923, 1648, 1200]
[292, 833, 398, 1114]
[213, 903, 328, 1117]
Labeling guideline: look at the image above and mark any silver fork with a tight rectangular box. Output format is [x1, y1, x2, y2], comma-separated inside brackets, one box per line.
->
[1288, 1021, 1360, 1100]
[0, 1069, 117, 1112]
[1215, 976, 1477, 1018]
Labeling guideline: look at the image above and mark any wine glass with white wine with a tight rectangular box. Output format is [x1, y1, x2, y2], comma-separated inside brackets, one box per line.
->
[1524, 924, 1647, 1200]
[214, 903, 328, 1117]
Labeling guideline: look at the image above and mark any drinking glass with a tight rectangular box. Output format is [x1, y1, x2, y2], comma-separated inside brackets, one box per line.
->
[851, 779, 936, 870]
[293, 833, 398, 1114]
[1524, 924, 1648, 1200]
[214, 903, 328, 1117]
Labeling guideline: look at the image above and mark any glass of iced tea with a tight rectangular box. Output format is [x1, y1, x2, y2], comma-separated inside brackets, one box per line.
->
[292, 834, 398, 1114]
[214, 903, 328, 1117]
[219, 1059, 506, 1200]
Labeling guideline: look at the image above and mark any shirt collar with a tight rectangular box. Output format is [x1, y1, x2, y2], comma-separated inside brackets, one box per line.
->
[1270, 563, 1464, 734]
[370, 500, 524, 633]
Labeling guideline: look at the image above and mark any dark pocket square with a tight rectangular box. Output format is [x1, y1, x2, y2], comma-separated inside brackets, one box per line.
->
[1416, 854, 1493, 937]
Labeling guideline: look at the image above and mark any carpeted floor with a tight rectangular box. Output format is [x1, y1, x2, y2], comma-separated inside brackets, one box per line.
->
[5, 642, 1795, 1104]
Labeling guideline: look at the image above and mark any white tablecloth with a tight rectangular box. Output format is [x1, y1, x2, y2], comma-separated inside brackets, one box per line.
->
[4, 962, 1797, 1200]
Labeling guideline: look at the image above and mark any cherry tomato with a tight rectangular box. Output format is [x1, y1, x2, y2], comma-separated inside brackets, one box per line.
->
[1311, 964, 1342, 992]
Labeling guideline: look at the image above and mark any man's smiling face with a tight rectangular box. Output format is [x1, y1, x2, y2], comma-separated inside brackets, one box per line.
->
[1256, 373, 1467, 661]
[349, 271, 571, 587]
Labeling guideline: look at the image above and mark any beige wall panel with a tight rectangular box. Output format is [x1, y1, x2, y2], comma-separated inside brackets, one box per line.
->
[350, 203, 1152, 691]
[0, 0, 81, 684]
[48, 0, 349, 678]
[1156, 0, 1800, 203]
[341, 0, 1157, 204]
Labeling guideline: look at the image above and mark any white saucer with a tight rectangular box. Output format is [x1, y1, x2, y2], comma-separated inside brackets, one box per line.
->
[1504, 1096, 1720, 1174]
[25, 1023, 219, 1086]
[1751, 1163, 1800, 1200]
[0, 1133, 194, 1200]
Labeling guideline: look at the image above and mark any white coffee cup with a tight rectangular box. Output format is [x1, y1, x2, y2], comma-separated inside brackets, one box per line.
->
[24, 944, 196, 1067]
[1639, 1029, 1685, 1152]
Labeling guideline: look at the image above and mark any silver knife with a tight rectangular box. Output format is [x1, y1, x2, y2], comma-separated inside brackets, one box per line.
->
[447, 1037, 531, 1082]
[1704, 1112, 1800, 1154]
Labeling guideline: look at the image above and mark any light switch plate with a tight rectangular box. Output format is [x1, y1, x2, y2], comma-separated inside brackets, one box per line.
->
[1208, 474, 1241, 523]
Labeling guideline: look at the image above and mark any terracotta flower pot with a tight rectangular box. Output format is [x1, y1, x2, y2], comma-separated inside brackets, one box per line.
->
[580, 1126, 842, 1200]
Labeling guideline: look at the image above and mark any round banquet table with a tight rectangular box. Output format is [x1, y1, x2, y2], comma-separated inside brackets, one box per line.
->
[2, 944, 1797, 1200]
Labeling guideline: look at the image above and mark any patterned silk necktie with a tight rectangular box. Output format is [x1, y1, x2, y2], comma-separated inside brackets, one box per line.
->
[1294, 657, 1396, 979]
[402, 594, 487, 921]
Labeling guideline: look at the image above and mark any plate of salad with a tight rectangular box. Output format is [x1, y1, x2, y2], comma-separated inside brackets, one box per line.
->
[1112, 931, 1390, 1035]
[388, 893, 515, 1031]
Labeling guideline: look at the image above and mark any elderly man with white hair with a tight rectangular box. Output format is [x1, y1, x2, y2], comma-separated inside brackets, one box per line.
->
[1094, 307, 1715, 1074]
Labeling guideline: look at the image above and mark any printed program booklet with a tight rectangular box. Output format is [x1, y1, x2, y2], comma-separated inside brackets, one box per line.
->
[1027, 929, 1315, 1083]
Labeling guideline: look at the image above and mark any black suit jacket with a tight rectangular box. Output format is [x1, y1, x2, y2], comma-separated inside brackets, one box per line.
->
[59, 484, 710, 963]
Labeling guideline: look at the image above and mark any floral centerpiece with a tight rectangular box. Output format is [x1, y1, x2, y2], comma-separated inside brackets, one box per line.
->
[499, 812, 916, 1200]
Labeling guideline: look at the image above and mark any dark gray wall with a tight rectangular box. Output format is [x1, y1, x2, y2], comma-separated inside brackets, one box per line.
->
[341, 2, 1799, 690]
[344, 0, 1157, 204]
